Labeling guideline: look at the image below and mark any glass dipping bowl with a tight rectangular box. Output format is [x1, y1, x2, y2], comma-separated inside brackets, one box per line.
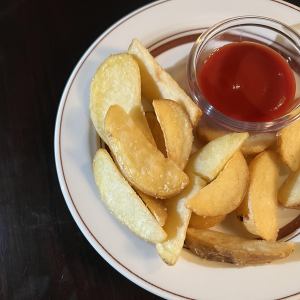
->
[187, 16, 300, 132]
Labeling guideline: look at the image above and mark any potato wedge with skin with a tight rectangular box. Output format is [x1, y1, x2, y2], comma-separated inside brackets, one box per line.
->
[278, 119, 300, 171]
[156, 169, 207, 265]
[153, 99, 193, 169]
[189, 214, 225, 229]
[190, 132, 249, 181]
[279, 168, 300, 209]
[187, 151, 249, 217]
[241, 151, 280, 241]
[105, 105, 189, 199]
[138, 191, 168, 227]
[93, 149, 166, 243]
[185, 228, 294, 266]
[145, 111, 166, 156]
[90, 53, 154, 145]
[128, 39, 202, 126]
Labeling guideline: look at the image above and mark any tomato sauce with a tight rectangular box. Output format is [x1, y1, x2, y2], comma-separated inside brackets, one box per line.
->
[198, 42, 296, 122]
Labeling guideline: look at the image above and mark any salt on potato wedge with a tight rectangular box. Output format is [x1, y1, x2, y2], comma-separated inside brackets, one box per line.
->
[90, 53, 154, 145]
[105, 105, 189, 199]
[145, 111, 166, 156]
[128, 39, 202, 126]
[185, 228, 294, 266]
[279, 168, 300, 209]
[189, 214, 225, 229]
[137, 191, 168, 227]
[93, 149, 166, 243]
[153, 99, 193, 169]
[190, 132, 249, 181]
[241, 151, 280, 241]
[156, 169, 207, 265]
[187, 151, 249, 217]
[278, 119, 300, 171]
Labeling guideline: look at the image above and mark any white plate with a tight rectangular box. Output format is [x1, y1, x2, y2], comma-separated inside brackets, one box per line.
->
[54, 1, 300, 299]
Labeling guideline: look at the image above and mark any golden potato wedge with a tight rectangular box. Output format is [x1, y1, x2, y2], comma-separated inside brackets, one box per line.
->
[278, 119, 300, 171]
[156, 169, 207, 265]
[190, 132, 249, 181]
[185, 228, 294, 266]
[128, 39, 202, 126]
[241, 151, 280, 241]
[187, 151, 249, 217]
[90, 53, 154, 145]
[153, 99, 193, 169]
[93, 149, 166, 243]
[145, 111, 166, 156]
[241, 133, 276, 155]
[279, 168, 300, 209]
[137, 191, 168, 227]
[105, 105, 189, 199]
[189, 214, 225, 229]
[197, 122, 229, 141]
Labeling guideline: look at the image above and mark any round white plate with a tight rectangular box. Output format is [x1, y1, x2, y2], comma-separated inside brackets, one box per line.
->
[54, 1, 300, 299]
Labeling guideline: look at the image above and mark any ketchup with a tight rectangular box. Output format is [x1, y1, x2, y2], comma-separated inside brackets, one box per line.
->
[198, 42, 296, 122]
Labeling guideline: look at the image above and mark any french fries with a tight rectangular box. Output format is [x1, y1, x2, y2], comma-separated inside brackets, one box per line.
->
[185, 228, 294, 266]
[187, 151, 249, 217]
[90, 53, 154, 145]
[90, 39, 298, 268]
[128, 39, 202, 126]
[105, 105, 189, 198]
[240, 151, 280, 241]
[190, 133, 249, 181]
[278, 119, 300, 171]
[93, 149, 166, 243]
[279, 168, 300, 209]
[153, 99, 193, 169]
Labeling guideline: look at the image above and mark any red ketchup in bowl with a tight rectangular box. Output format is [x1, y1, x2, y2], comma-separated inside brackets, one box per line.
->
[198, 42, 296, 122]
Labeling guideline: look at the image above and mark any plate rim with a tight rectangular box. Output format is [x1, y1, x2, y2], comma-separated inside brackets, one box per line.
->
[54, 0, 300, 299]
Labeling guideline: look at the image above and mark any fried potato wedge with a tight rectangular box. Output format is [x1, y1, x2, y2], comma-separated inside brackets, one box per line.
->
[93, 149, 166, 243]
[190, 132, 249, 181]
[138, 191, 168, 227]
[278, 119, 300, 171]
[105, 105, 189, 198]
[128, 39, 202, 126]
[185, 228, 294, 266]
[90, 53, 154, 145]
[241, 151, 280, 241]
[145, 111, 166, 156]
[153, 99, 193, 169]
[189, 214, 225, 229]
[197, 122, 229, 141]
[279, 168, 300, 209]
[156, 170, 207, 265]
[241, 133, 276, 155]
[187, 151, 249, 216]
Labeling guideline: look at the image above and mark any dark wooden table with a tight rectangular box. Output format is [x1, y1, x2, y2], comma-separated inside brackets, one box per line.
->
[1, 0, 300, 299]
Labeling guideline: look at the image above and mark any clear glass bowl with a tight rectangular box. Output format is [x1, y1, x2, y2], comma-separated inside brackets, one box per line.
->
[187, 16, 300, 132]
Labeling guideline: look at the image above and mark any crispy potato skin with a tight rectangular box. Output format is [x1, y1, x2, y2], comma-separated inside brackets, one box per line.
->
[189, 214, 225, 229]
[185, 228, 294, 266]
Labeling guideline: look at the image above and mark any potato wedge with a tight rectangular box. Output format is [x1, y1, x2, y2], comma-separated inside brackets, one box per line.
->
[145, 111, 166, 156]
[128, 39, 202, 126]
[138, 191, 168, 227]
[90, 53, 154, 145]
[197, 122, 229, 142]
[93, 149, 166, 243]
[187, 151, 249, 217]
[105, 105, 189, 198]
[241, 151, 280, 241]
[278, 119, 300, 171]
[279, 168, 300, 209]
[189, 214, 225, 229]
[241, 133, 276, 155]
[153, 99, 193, 169]
[156, 169, 207, 265]
[190, 132, 249, 181]
[185, 228, 294, 266]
